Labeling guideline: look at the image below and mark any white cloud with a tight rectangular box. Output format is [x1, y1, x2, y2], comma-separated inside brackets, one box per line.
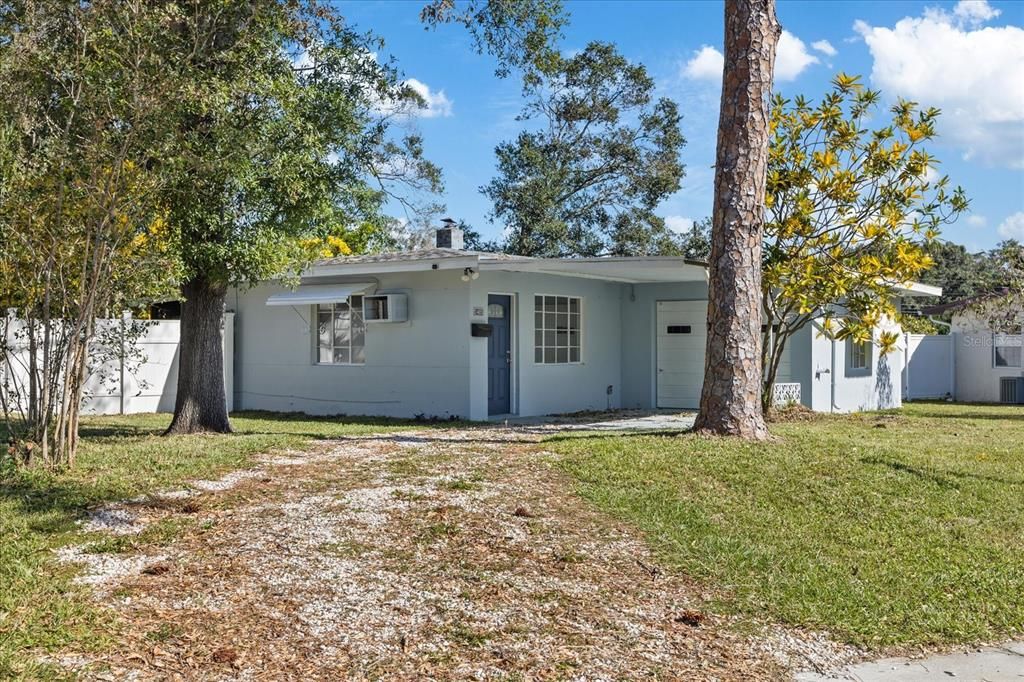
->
[682, 32, 817, 84]
[682, 45, 724, 82]
[952, 0, 1001, 27]
[664, 215, 695, 233]
[775, 31, 819, 81]
[967, 214, 988, 228]
[811, 39, 837, 57]
[293, 48, 453, 120]
[400, 78, 453, 118]
[854, 2, 1024, 168]
[998, 212, 1024, 240]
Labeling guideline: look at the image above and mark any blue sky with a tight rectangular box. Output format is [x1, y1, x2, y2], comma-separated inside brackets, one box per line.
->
[341, 0, 1024, 252]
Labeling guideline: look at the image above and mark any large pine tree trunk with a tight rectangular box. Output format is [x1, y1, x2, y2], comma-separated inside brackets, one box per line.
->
[693, 0, 779, 440]
[166, 277, 232, 435]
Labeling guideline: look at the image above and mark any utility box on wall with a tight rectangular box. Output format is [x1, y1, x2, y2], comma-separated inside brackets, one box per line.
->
[363, 294, 408, 323]
[999, 376, 1024, 404]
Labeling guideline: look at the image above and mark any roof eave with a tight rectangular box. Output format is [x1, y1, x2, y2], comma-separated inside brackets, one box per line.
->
[478, 256, 708, 284]
[305, 255, 480, 278]
[893, 281, 943, 297]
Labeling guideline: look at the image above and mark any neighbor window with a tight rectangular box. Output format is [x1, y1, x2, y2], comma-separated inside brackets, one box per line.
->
[848, 339, 870, 373]
[316, 296, 365, 365]
[994, 333, 1022, 368]
[534, 295, 581, 364]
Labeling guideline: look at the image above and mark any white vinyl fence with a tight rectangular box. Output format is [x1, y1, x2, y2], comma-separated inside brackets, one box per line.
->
[902, 333, 954, 400]
[1, 312, 233, 416]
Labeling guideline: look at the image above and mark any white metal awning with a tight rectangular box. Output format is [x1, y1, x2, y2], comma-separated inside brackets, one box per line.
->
[265, 282, 375, 306]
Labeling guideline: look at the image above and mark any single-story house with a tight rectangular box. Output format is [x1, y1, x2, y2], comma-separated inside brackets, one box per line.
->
[918, 291, 1024, 404]
[226, 224, 939, 419]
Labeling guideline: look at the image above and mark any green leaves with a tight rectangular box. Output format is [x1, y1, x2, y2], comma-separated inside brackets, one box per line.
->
[483, 41, 685, 257]
[420, 0, 567, 82]
[155, 1, 442, 288]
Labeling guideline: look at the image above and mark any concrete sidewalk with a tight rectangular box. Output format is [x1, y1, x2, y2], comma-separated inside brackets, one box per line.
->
[798, 642, 1024, 681]
[501, 409, 697, 432]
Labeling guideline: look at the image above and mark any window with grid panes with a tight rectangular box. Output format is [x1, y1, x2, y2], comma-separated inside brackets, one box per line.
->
[849, 339, 869, 371]
[534, 295, 581, 364]
[315, 296, 365, 364]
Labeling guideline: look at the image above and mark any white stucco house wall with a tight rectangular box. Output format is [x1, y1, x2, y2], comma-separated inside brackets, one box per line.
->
[223, 225, 937, 420]
[920, 292, 1024, 404]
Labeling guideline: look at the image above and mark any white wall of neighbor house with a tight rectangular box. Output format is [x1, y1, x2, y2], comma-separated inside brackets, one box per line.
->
[230, 270, 472, 419]
[807, 313, 904, 413]
[949, 310, 1023, 403]
[467, 271, 624, 420]
[2, 314, 232, 415]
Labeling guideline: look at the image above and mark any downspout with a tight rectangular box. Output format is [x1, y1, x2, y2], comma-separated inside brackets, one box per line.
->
[830, 336, 838, 413]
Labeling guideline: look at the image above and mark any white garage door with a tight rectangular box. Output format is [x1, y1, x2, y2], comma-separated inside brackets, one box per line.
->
[656, 300, 707, 409]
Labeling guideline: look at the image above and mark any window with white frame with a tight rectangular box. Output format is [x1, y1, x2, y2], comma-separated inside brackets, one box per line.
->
[316, 296, 365, 365]
[847, 338, 871, 373]
[534, 295, 581, 364]
[993, 332, 1022, 368]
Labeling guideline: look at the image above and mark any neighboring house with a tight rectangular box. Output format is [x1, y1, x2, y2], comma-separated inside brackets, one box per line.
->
[224, 224, 938, 419]
[918, 291, 1024, 404]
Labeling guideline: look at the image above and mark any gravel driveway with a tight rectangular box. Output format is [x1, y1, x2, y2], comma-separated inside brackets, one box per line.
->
[51, 424, 861, 680]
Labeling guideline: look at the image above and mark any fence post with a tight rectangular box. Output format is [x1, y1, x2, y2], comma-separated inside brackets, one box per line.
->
[119, 310, 132, 415]
[949, 332, 957, 401]
[905, 331, 913, 401]
[2, 309, 15, 408]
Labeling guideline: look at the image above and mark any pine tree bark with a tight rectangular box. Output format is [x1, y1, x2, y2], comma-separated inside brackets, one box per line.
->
[165, 277, 233, 435]
[693, 0, 779, 439]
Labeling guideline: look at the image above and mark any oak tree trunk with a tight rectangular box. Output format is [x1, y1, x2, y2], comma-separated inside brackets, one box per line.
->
[165, 277, 233, 435]
[693, 0, 779, 439]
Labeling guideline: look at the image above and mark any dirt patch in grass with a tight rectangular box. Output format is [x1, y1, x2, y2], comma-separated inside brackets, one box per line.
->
[46, 428, 861, 680]
[766, 403, 819, 423]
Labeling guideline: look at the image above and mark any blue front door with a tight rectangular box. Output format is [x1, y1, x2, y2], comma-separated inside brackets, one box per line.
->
[487, 295, 512, 415]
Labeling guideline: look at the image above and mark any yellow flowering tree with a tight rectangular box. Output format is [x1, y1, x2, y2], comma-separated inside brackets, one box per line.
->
[762, 74, 968, 411]
[0, 1, 179, 467]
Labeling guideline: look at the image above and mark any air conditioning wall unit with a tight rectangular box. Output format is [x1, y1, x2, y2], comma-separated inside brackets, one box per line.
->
[998, 376, 1024, 404]
[363, 293, 408, 323]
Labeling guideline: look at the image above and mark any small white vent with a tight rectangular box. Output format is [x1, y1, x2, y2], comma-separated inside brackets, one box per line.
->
[999, 377, 1019, 404]
[773, 382, 802, 406]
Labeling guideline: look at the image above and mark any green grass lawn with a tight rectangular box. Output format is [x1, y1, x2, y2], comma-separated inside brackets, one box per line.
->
[0, 411, 421, 679]
[549, 402, 1024, 649]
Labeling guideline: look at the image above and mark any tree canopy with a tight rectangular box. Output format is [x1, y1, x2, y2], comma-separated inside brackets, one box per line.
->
[760, 73, 968, 409]
[159, 1, 441, 295]
[0, 0, 181, 465]
[482, 42, 686, 257]
[154, 0, 446, 434]
[420, 0, 567, 83]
